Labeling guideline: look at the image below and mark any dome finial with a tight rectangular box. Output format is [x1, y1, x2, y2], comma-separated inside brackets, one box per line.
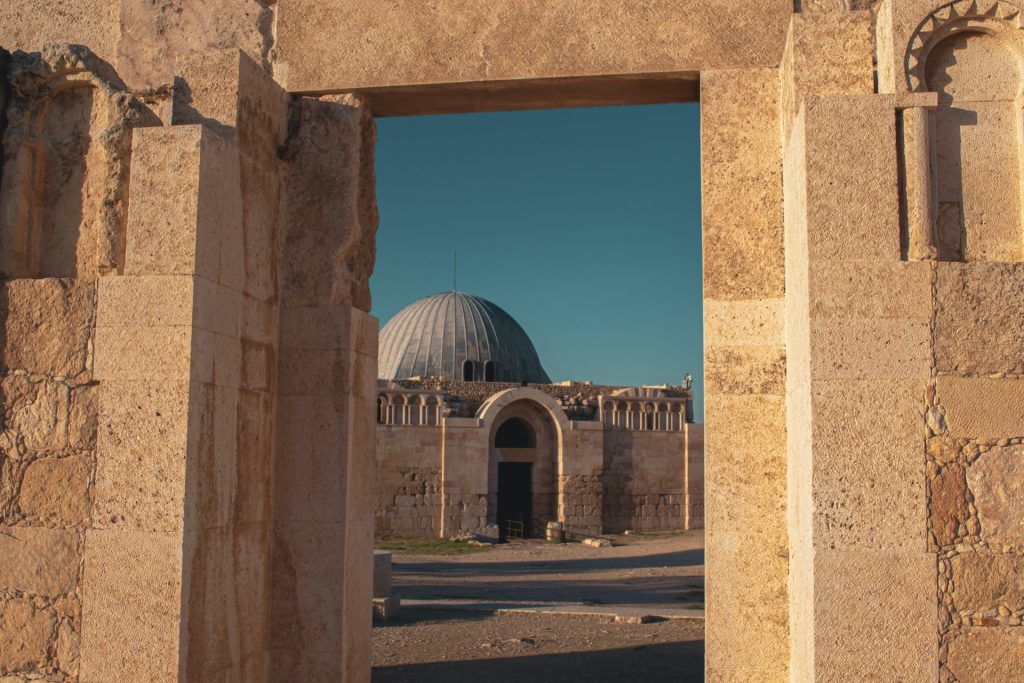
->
[453, 251, 457, 292]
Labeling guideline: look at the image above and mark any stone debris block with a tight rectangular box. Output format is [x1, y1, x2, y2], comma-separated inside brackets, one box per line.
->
[582, 537, 611, 548]
[373, 550, 392, 599]
[373, 595, 401, 623]
[614, 614, 658, 625]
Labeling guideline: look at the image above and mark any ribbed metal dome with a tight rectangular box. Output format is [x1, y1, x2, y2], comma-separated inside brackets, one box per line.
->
[378, 291, 551, 384]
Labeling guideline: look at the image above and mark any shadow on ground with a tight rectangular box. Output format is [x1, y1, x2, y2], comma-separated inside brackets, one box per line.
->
[372, 640, 704, 683]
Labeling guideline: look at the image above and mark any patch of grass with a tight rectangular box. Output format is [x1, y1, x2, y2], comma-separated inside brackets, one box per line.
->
[375, 537, 493, 556]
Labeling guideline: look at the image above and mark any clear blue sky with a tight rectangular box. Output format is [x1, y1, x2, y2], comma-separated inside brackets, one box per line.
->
[370, 103, 704, 419]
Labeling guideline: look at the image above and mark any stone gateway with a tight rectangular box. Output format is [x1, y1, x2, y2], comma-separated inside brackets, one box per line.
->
[0, 1, 1020, 681]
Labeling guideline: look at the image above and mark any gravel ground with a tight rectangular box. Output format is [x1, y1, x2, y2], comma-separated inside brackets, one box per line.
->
[373, 532, 705, 682]
[373, 609, 704, 682]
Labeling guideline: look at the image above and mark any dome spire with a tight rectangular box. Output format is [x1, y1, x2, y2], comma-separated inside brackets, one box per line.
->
[453, 251, 457, 292]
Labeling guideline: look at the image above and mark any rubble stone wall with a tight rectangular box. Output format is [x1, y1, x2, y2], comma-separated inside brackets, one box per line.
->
[0, 279, 97, 681]
[929, 262, 1024, 682]
[375, 426, 442, 538]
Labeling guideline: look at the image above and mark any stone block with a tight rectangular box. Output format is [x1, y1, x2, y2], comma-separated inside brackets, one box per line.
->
[0, 1, 119, 69]
[934, 262, 1024, 376]
[19, 455, 92, 525]
[281, 95, 377, 310]
[94, 322, 193, 383]
[372, 595, 401, 623]
[704, 529, 789, 682]
[118, 0, 272, 92]
[802, 95, 900, 261]
[704, 346, 785, 396]
[96, 275, 195, 329]
[967, 445, 1024, 546]
[0, 598, 52, 673]
[808, 259, 932, 320]
[930, 462, 969, 548]
[274, 396, 347, 523]
[124, 126, 204, 276]
[812, 549, 935, 681]
[0, 279, 95, 380]
[0, 375, 72, 455]
[951, 552, 1024, 614]
[79, 529, 184, 682]
[809, 379, 927, 550]
[780, 12, 875, 141]
[946, 627, 1024, 681]
[275, 0, 792, 93]
[701, 68, 784, 301]
[94, 380, 193, 532]
[270, 521, 345, 659]
[704, 299, 784, 347]
[809, 317, 930, 381]
[938, 377, 1024, 440]
[0, 526, 78, 597]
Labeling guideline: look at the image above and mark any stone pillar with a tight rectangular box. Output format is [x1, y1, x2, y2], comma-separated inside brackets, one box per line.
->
[784, 94, 935, 682]
[79, 49, 288, 682]
[701, 67, 790, 682]
[270, 94, 379, 682]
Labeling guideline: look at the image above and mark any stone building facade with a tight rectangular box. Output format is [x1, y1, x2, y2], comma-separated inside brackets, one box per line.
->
[0, 1, 1020, 682]
[376, 379, 704, 540]
[374, 290, 703, 541]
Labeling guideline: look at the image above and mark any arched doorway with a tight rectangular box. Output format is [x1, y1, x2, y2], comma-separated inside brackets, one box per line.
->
[487, 398, 559, 541]
[495, 417, 536, 539]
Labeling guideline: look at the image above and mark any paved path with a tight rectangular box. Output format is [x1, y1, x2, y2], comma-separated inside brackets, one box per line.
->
[390, 531, 705, 620]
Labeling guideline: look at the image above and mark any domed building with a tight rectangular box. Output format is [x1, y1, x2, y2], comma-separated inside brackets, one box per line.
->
[378, 291, 551, 384]
[375, 290, 704, 543]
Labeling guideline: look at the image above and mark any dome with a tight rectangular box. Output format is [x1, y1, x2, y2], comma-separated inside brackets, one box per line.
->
[378, 291, 551, 384]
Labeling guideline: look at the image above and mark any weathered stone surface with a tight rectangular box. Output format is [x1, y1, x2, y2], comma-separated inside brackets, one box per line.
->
[0, 526, 78, 597]
[813, 549, 935, 681]
[946, 628, 1024, 682]
[967, 445, 1024, 545]
[0, 279, 95, 380]
[19, 455, 92, 525]
[0, 1, 119, 67]
[951, 552, 1024, 614]
[930, 462, 969, 548]
[94, 380, 192, 532]
[935, 262, 1024, 375]
[281, 96, 378, 311]
[704, 299, 784, 347]
[706, 346, 786, 396]
[809, 379, 927, 549]
[118, 0, 272, 91]
[79, 529, 183, 682]
[702, 68, 784, 301]
[0, 598, 52, 673]
[276, 0, 793, 93]
[939, 376, 1024, 440]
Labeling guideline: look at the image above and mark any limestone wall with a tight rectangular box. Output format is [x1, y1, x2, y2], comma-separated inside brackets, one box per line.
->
[601, 430, 688, 533]
[375, 426, 442, 537]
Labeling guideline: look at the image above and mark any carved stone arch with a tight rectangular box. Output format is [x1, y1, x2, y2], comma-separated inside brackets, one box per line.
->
[905, 0, 1024, 92]
[904, 1, 1024, 261]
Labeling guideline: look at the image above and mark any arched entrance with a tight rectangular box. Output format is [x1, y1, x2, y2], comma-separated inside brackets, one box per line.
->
[482, 392, 564, 542]
[494, 417, 536, 539]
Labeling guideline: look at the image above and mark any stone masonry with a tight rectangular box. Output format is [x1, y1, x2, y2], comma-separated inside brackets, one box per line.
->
[0, 1, 1020, 681]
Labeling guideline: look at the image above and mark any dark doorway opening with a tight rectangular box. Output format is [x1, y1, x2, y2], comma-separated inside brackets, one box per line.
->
[462, 360, 475, 381]
[497, 462, 533, 541]
[495, 417, 535, 448]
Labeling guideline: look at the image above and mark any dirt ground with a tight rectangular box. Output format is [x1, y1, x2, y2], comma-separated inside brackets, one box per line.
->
[372, 531, 705, 682]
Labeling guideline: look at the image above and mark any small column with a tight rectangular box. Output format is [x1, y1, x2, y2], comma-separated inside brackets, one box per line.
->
[899, 94, 940, 260]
